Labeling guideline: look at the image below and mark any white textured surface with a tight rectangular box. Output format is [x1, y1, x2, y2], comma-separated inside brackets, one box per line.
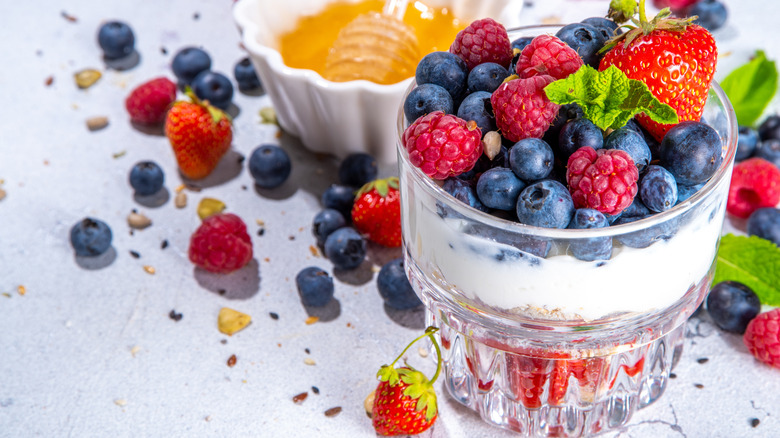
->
[0, 1, 779, 437]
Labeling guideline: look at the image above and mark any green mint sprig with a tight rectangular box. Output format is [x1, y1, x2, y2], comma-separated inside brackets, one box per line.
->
[544, 65, 678, 132]
[720, 50, 778, 128]
[714, 233, 780, 306]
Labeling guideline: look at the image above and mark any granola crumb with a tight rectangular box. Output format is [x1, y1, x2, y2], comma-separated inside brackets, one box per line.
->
[324, 407, 342, 417]
[292, 392, 308, 404]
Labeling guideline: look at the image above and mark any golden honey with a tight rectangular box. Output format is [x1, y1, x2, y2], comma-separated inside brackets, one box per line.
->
[278, 0, 465, 84]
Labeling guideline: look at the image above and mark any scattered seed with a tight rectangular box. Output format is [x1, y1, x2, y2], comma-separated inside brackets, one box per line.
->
[267, 312, 279, 321]
[750, 418, 760, 428]
[255, 219, 265, 226]
[143, 265, 155, 275]
[293, 392, 308, 404]
[169, 310, 183, 322]
[304, 358, 316, 366]
[86, 116, 109, 131]
[220, 339, 227, 345]
[305, 316, 319, 325]
[197, 197, 226, 220]
[114, 399, 127, 407]
[127, 212, 152, 229]
[218, 307, 252, 335]
[482, 131, 502, 160]
[61, 11, 77, 22]
[304, 348, 311, 354]
[694, 383, 704, 389]
[74, 69, 101, 89]
[669, 372, 677, 379]
[236, 155, 245, 164]
[311, 386, 320, 394]
[257, 228, 265, 236]
[418, 347, 429, 358]
[113, 150, 126, 159]
[17, 285, 26, 296]
[160, 47, 168, 55]
[259, 107, 277, 124]
[324, 407, 342, 417]
[2, 293, 10, 298]
[288, 235, 295, 241]
[174, 192, 187, 208]
[241, 185, 248, 190]
[129, 250, 140, 259]
[218, 289, 226, 296]
[130, 346, 141, 357]
[205, 415, 212, 422]
[193, 12, 200, 20]
[364, 391, 375, 417]
[697, 357, 709, 364]
[227, 354, 237, 367]
[161, 240, 169, 249]
[309, 245, 320, 257]
[45, 76, 54, 86]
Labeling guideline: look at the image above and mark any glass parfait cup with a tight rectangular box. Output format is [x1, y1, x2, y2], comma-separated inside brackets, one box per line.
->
[396, 25, 737, 437]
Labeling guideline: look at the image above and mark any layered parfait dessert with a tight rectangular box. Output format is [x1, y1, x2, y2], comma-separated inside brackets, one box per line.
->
[396, 3, 737, 436]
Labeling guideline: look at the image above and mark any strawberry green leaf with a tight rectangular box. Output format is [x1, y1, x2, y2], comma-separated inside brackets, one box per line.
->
[608, 0, 637, 24]
[398, 368, 437, 420]
[544, 65, 678, 131]
[377, 365, 400, 386]
[714, 234, 780, 306]
[720, 50, 778, 127]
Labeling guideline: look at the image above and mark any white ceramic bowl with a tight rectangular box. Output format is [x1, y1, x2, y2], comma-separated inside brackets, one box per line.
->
[233, 0, 524, 163]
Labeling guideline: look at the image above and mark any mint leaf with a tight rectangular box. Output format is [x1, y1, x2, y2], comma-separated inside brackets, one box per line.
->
[720, 50, 778, 127]
[544, 65, 678, 131]
[713, 234, 780, 306]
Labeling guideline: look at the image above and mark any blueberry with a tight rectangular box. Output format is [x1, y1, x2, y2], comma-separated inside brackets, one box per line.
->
[747, 207, 780, 246]
[476, 168, 526, 211]
[736, 126, 759, 161]
[659, 121, 723, 186]
[377, 258, 423, 310]
[604, 127, 652, 172]
[192, 71, 234, 110]
[457, 91, 496, 135]
[558, 118, 603, 160]
[248, 145, 292, 189]
[70, 217, 113, 257]
[338, 153, 377, 187]
[510, 36, 534, 53]
[543, 103, 584, 148]
[581, 17, 621, 40]
[567, 208, 612, 261]
[706, 281, 760, 334]
[461, 144, 509, 181]
[312, 209, 347, 246]
[516, 180, 575, 228]
[129, 161, 165, 196]
[691, 0, 728, 31]
[295, 267, 334, 307]
[322, 184, 355, 219]
[234, 57, 262, 92]
[639, 165, 678, 212]
[415, 51, 468, 102]
[621, 197, 652, 219]
[613, 214, 678, 248]
[555, 23, 606, 68]
[509, 138, 554, 182]
[172, 47, 212, 85]
[676, 183, 705, 204]
[97, 21, 135, 59]
[758, 114, 780, 141]
[404, 83, 454, 122]
[754, 138, 780, 168]
[442, 177, 488, 212]
[323, 227, 366, 270]
[467, 62, 509, 94]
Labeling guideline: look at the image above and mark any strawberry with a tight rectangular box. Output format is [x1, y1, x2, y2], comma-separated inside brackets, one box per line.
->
[372, 327, 442, 436]
[351, 177, 401, 247]
[164, 89, 232, 180]
[599, 0, 717, 141]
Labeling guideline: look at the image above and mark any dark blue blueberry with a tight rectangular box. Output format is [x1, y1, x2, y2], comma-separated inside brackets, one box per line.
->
[676, 183, 705, 204]
[510, 36, 534, 53]
[516, 180, 575, 228]
[604, 127, 651, 172]
[192, 71, 234, 110]
[659, 121, 723, 186]
[706, 281, 760, 334]
[581, 17, 621, 40]
[543, 103, 584, 148]
[442, 177, 488, 212]
[467, 62, 509, 94]
[621, 197, 651, 219]
[404, 83, 454, 122]
[457, 91, 496, 135]
[736, 126, 759, 161]
[754, 138, 780, 168]
[623, 119, 645, 139]
[746, 207, 780, 246]
[248, 144, 292, 189]
[129, 161, 164, 196]
[558, 118, 603, 160]
[377, 258, 423, 310]
[312, 209, 347, 246]
[295, 266, 334, 307]
[639, 165, 678, 212]
[555, 23, 606, 68]
[233, 57, 262, 92]
[613, 214, 678, 248]
[323, 227, 366, 270]
[70, 217, 113, 257]
[466, 144, 509, 178]
[338, 153, 377, 187]
[476, 168, 526, 211]
[567, 208, 612, 261]
[509, 138, 554, 182]
[758, 114, 780, 141]
[97, 21, 135, 59]
[172, 47, 212, 85]
[321, 184, 355, 219]
[691, 0, 728, 31]
[415, 51, 468, 102]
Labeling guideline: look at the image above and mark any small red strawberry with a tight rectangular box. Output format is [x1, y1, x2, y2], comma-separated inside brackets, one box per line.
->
[372, 327, 442, 436]
[599, 0, 717, 141]
[351, 177, 401, 248]
[125, 77, 177, 125]
[165, 88, 232, 180]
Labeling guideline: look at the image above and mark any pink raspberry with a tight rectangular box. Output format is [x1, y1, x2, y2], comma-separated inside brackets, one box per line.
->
[188, 213, 253, 274]
[744, 308, 780, 369]
[125, 77, 177, 125]
[402, 111, 482, 180]
[449, 18, 512, 71]
[727, 158, 780, 219]
[490, 75, 559, 142]
[515, 35, 584, 80]
[566, 147, 639, 215]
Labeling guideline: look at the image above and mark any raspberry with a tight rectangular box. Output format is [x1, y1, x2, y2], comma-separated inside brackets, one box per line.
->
[449, 18, 512, 71]
[727, 157, 780, 219]
[514, 35, 584, 80]
[566, 147, 639, 215]
[743, 308, 780, 369]
[188, 213, 253, 274]
[491, 76, 560, 142]
[125, 77, 177, 125]
[402, 111, 482, 180]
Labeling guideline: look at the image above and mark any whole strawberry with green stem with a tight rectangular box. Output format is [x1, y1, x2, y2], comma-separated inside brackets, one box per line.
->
[600, 0, 717, 141]
[351, 177, 401, 248]
[165, 88, 232, 180]
[372, 326, 442, 436]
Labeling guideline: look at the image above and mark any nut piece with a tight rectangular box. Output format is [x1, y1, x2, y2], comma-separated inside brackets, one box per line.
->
[483, 131, 502, 160]
[363, 390, 376, 418]
[197, 197, 226, 220]
[127, 212, 152, 229]
[324, 407, 342, 417]
[143, 265, 155, 275]
[174, 192, 187, 208]
[218, 308, 252, 336]
[86, 116, 109, 131]
[74, 69, 102, 89]
[0, 188, 7, 201]
[259, 107, 277, 124]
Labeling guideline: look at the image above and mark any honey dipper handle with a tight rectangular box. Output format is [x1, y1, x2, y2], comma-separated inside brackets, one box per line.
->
[383, 0, 409, 20]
